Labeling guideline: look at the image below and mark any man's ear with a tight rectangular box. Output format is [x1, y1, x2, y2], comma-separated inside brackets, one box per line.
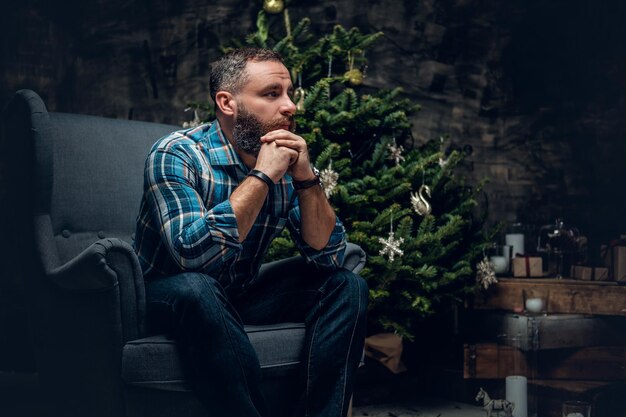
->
[215, 91, 237, 116]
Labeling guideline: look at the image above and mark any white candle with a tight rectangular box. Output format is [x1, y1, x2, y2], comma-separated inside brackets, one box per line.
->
[506, 375, 527, 417]
[503, 244, 512, 267]
[490, 256, 508, 274]
[506, 234, 525, 258]
[525, 297, 544, 314]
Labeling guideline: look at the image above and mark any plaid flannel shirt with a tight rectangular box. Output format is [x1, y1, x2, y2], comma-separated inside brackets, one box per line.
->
[133, 121, 346, 289]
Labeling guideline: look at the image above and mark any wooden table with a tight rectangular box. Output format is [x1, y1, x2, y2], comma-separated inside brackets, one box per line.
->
[472, 277, 626, 316]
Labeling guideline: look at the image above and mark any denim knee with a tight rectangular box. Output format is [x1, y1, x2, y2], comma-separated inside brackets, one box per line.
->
[325, 269, 369, 315]
[149, 272, 232, 333]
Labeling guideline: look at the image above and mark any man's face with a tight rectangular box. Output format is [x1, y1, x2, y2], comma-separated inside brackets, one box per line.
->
[231, 60, 297, 156]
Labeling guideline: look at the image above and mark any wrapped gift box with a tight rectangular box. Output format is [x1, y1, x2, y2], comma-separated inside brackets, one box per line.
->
[512, 256, 543, 277]
[595, 267, 610, 281]
[614, 247, 626, 282]
[571, 265, 592, 280]
[571, 265, 609, 281]
[602, 243, 626, 281]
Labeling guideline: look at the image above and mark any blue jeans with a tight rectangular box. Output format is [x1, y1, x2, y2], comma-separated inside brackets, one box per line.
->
[145, 265, 368, 417]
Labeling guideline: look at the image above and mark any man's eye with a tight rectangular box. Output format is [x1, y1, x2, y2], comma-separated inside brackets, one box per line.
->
[265, 92, 279, 97]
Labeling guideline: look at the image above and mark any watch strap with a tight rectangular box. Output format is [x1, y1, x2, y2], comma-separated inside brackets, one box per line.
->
[293, 176, 321, 190]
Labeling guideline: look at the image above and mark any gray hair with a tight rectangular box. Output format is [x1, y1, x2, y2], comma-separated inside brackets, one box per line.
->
[209, 48, 285, 103]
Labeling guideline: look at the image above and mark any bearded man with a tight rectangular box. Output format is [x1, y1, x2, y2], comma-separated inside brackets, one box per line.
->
[133, 47, 368, 417]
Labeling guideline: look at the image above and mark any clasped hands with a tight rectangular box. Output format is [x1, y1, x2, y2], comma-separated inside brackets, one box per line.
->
[255, 129, 315, 184]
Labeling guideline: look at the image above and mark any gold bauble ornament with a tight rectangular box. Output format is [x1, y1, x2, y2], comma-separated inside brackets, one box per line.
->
[263, 0, 284, 14]
[343, 68, 363, 85]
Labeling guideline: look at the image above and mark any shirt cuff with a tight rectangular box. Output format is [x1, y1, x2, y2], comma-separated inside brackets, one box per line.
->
[205, 199, 240, 247]
[290, 216, 347, 269]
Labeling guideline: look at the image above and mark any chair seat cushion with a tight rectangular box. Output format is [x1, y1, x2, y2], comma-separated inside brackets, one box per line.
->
[122, 322, 305, 391]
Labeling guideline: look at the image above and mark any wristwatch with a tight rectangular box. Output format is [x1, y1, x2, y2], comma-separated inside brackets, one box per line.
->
[293, 167, 321, 190]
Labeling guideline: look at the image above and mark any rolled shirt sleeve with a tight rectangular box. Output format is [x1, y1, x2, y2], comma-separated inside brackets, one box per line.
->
[286, 196, 347, 270]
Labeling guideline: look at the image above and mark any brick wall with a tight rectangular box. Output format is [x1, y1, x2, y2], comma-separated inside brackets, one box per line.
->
[2, 0, 625, 255]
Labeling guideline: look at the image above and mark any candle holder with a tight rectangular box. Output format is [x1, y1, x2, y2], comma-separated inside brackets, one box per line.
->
[562, 401, 591, 417]
[522, 288, 548, 316]
[488, 243, 513, 275]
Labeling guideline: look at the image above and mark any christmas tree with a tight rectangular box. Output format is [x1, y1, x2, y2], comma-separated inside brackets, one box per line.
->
[186, 3, 491, 341]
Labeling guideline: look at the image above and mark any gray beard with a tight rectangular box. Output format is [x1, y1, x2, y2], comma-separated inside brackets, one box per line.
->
[232, 108, 294, 157]
[232, 109, 264, 156]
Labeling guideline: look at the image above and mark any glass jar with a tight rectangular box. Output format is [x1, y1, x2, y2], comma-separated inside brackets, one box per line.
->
[537, 218, 586, 278]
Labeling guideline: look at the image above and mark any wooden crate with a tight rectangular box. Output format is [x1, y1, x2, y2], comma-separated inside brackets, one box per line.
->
[465, 311, 626, 351]
[464, 343, 626, 380]
[466, 278, 626, 417]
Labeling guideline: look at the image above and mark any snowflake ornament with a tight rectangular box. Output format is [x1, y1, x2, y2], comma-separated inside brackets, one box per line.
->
[378, 216, 404, 262]
[320, 161, 339, 198]
[387, 138, 405, 166]
[476, 256, 498, 290]
[379, 232, 404, 262]
[182, 108, 201, 129]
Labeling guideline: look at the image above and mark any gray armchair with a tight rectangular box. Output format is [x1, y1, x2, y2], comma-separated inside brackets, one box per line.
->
[0, 89, 366, 417]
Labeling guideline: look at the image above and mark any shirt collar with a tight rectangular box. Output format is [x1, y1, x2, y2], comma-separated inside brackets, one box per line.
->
[203, 120, 248, 170]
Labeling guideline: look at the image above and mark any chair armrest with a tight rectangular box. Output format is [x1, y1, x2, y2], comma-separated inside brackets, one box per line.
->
[35, 215, 144, 292]
[30, 236, 146, 413]
[44, 238, 135, 291]
[343, 242, 367, 274]
[53, 238, 145, 340]
[34, 214, 146, 341]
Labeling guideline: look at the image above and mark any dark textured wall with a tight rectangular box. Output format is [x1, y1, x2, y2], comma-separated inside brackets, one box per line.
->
[3, 0, 626, 254]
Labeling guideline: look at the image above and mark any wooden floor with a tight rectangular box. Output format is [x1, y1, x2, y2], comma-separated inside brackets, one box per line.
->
[0, 370, 485, 417]
[11, 369, 625, 417]
[353, 399, 484, 417]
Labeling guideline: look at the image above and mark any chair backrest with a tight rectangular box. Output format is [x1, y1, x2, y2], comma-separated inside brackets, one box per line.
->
[46, 113, 180, 263]
[12, 90, 179, 264]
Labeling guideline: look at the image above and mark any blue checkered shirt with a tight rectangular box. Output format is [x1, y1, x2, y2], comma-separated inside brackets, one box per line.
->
[133, 121, 346, 289]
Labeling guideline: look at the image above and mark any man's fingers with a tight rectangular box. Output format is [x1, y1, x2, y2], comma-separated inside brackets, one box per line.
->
[261, 130, 298, 142]
[284, 147, 299, 165]
[261, 131, 307, 149]
[272, 138, 306, 150]
[259, 131, 308, 172]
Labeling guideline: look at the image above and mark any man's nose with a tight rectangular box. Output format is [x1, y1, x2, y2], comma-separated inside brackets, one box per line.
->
[281, 95, 297, 115]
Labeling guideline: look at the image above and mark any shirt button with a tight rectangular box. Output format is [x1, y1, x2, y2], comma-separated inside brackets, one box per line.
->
[61, 229, 71, 238]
